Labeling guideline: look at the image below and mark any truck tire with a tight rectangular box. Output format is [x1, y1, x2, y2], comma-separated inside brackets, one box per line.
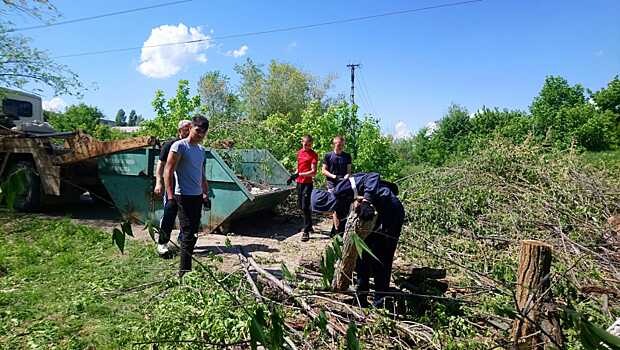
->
[6, 160, 41, 212]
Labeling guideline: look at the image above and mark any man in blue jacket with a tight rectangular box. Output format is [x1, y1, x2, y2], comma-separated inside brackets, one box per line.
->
[311, 172, 404, 307]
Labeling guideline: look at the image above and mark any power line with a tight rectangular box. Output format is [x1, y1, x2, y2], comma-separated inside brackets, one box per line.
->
[3, 0, 194, 33]
[52, 0, 483, 59]
[358, 69, 379, 117]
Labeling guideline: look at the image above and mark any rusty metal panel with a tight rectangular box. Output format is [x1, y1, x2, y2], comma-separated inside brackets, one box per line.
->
[54, 132, 156, 165]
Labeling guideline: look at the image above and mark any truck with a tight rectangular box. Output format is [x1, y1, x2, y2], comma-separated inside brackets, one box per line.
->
[1, 88, 294, 234]
[0, 88, 155, 211]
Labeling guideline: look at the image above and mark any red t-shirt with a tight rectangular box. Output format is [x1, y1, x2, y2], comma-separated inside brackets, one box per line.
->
[296, 148, 318, 184]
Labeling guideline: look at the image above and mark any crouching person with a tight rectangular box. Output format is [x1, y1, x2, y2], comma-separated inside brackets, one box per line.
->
[311, 172, 404, 307]
[164, 115, 210, 277]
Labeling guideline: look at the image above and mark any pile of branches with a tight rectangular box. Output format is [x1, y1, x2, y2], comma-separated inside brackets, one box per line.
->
[397, 137, 620, 344]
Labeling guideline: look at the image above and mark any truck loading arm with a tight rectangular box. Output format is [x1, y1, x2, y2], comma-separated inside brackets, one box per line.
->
[53, 131, 156, 165]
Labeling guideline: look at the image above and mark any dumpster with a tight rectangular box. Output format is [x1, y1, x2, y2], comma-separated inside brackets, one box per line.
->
[97, 147, 294, 233]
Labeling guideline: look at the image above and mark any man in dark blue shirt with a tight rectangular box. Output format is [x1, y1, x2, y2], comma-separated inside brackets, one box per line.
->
[311, 172, 404, 308]
[321, 135, 352, 193]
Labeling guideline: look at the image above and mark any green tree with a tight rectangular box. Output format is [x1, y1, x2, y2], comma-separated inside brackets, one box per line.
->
[127, 109, 137, 126]
[141, 80, 201, 139]
[48, 103, 104, 135]
[0, 2, 83, 96]
[530, 76, 585, 139]
[115, 109, 126, 126]
[198, 71, 239, 120]
[590, 75, 620, 114]
[234, 58, 334, 121]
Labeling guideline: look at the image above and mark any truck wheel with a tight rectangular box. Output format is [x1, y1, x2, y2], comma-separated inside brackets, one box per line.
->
[6, 160, 41, 212]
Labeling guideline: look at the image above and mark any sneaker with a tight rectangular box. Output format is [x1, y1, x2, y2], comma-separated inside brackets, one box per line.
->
[156, 243, 169, 255]
[301, 231, 310, 242]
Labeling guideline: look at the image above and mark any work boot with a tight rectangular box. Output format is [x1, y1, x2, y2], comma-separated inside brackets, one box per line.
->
[301, 231, 310, 242]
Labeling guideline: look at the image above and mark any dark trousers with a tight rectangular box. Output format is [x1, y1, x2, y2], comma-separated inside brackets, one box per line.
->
[159, 195, 178, 244]
[355, 195, 405, 304]
[297, 183, 313, 232]
[175, 195, 203, 275]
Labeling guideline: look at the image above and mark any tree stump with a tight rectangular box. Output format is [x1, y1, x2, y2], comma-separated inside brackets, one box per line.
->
[511, 240, 564, 349]
[332, 204, 377, 291]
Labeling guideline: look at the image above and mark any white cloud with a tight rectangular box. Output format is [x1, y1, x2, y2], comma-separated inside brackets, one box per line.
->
[394, 121, 411, 139]
[42, 97, 66, 112]
[425, 121, 438, 137]
[287, 41, 298, 50]
[225, 45, 248, 58]
[137, 23, 212, 79]
[594, 49, 604, 57]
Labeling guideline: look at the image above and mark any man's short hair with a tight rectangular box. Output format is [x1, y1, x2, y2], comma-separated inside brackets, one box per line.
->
[302, 134, 313, 142]
[192, 115, 209, 130]
[333, 135, 345, 143]
[178, 120, 192, 129]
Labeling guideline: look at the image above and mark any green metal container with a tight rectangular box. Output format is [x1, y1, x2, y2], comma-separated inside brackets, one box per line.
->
[97, 147, 293, 233]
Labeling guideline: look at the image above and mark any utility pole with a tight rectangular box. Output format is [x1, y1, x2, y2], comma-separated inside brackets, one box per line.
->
[346, 63, 361, 105]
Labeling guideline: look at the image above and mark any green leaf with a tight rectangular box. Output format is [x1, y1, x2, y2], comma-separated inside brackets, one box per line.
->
[346, 321, 361, 350]
[269, 308, 285, 349]
[112, 228, 125, 253]
[567, 309, 620, 350]
[280, 263, 294, 282]
[317, 309, 328, 336]
[351, 232, 379, 261]
[121, 221, 133, 237]
[144, 222, 156, 242]
[224, 237, 232, 248]
[249, 307, 267, 350]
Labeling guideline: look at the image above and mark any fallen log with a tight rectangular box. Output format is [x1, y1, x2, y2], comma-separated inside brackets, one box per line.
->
[332, 204, 378, 291]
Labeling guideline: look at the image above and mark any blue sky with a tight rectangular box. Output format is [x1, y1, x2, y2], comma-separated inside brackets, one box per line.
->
[8, 0, 620, 137]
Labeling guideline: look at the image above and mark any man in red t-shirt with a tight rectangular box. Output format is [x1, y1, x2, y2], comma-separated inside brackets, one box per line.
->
[287, 135, 318, 241]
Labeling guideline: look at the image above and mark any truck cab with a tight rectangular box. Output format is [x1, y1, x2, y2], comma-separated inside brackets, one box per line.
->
[1, 89, 43, 127]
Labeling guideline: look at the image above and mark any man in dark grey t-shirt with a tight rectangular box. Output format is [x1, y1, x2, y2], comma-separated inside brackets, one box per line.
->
[164, 115, 210, 277]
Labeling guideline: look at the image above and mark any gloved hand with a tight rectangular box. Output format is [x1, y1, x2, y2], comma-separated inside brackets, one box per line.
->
[356, 200, 375, 221]
[286, 173, 299, 185]
[334, 175, 345, 182]
[203, 197, 212, 211]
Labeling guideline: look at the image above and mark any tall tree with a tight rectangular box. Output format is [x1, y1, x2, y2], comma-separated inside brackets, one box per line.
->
[115, 109, 126, 126]
[48, 103, 104, 134]
[198, 71, 238, 120]
[141, 80, 201, 138]
[0, 1, 83, 96]
[127, 109, 137, 126]
[234, 58, 266, 121]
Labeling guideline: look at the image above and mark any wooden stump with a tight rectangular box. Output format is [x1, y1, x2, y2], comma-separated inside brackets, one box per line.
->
[511, 240, 564, 349]
[332, 204, 377, 291]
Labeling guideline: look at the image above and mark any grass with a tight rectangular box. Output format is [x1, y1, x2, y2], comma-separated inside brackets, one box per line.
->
[0, 212, 177, 349]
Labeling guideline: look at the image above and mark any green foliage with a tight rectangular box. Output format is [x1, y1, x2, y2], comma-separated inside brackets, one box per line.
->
[141, 80, 201, 139]
[399, 74, 620, 168]
[565, 309, 620, 350]
[233, 58, 334, 121]
[0, 214, 177, 348]
[0, 22, 83, 97]
[46, 103, 122, 140]
[398, 139, 620, 347]
[115, 108, 126, 126]
[346, 322, 361, 350]
[249, 306, 285, 350]
[0, 168, 26, 210]
[198, 71, 239, 120]
[319, 235, 342, 289]
[127, 109, 140, 126]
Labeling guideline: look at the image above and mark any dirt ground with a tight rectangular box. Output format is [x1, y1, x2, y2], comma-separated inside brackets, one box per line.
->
[35, 202, 334, 273]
